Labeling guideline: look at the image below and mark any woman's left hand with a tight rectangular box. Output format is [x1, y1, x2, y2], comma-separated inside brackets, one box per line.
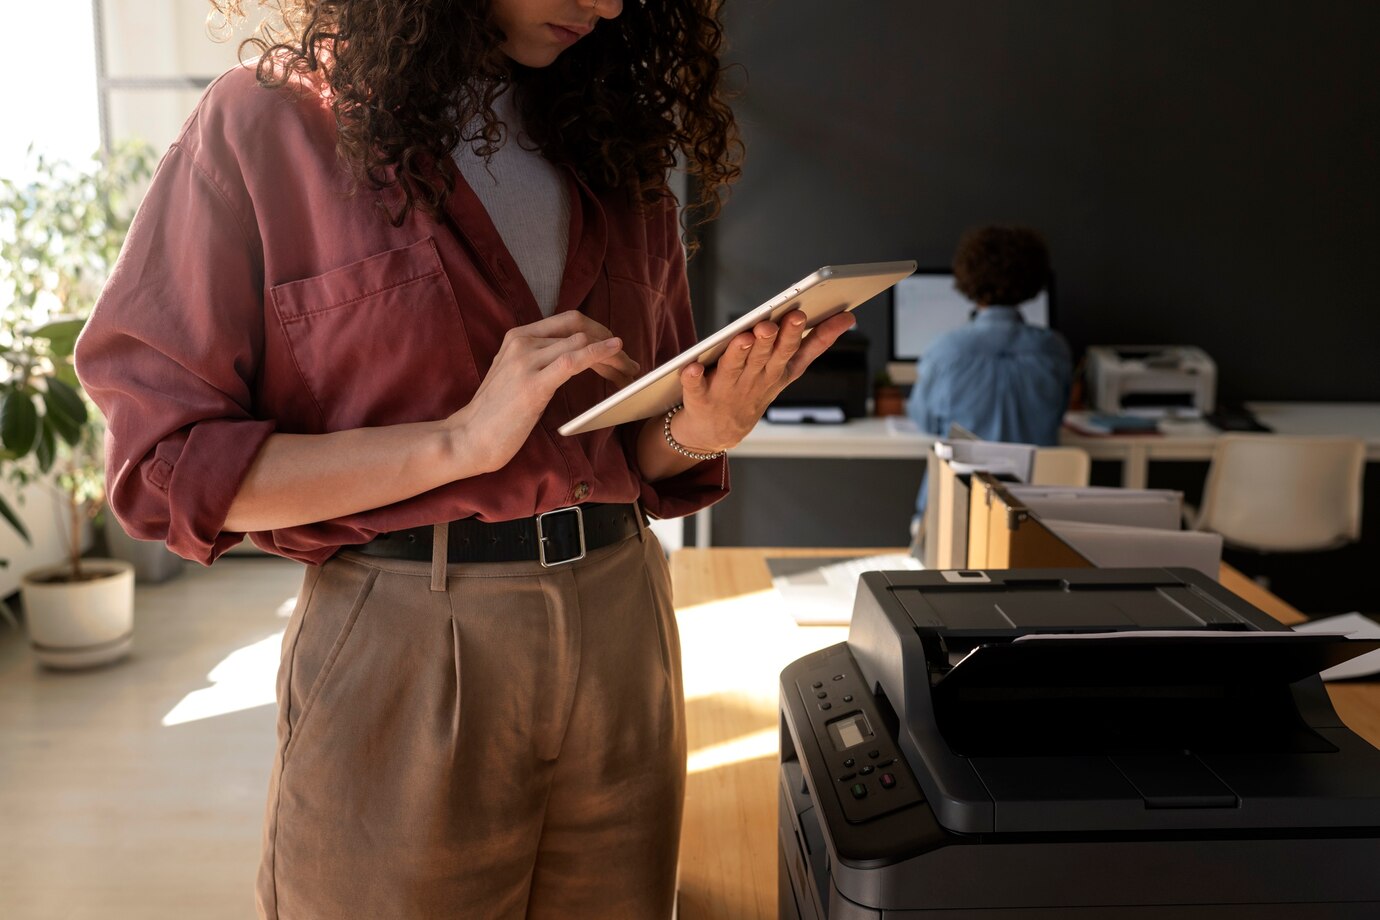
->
[669, 309, 858, 453]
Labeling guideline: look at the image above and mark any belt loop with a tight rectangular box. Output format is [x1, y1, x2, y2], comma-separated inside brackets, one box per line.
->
[634, 500, 648, 543]
[430, 522, 449, 592]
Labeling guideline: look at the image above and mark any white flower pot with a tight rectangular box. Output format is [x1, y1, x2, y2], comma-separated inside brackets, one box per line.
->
[21, 558, 136, 669]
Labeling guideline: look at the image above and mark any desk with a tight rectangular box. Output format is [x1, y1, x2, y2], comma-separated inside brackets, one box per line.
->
[694, 419, 930, 545]
[732, 403, 1380, 488]
[1061, 402, 1380, 489]
[694, 404, 1380, 545]
[672, 547, 1380, 920]
[729, 416, 932, 460]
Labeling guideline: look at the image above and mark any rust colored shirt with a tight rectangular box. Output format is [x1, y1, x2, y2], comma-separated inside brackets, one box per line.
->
[74, 64, 729, 567]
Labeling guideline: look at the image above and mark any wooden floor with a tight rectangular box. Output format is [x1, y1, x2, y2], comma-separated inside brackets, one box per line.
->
[0, 557, 303, 920]
[5, 551, 1376, 919]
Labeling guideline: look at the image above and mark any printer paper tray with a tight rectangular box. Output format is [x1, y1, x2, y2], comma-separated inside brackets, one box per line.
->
[932, 634, 1380, 757]
[938, 632, 1380, 695]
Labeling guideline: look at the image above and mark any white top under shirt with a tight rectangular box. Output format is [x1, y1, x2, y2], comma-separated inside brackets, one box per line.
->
[451, 87, 570, 316]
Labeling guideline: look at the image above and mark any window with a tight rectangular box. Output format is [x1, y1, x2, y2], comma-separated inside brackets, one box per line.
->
[95, 0, 256, 153]
[0, 2, 100, 177]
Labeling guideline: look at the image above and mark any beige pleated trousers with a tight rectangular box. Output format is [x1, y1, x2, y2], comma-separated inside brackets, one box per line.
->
[255, 514, 685, 919]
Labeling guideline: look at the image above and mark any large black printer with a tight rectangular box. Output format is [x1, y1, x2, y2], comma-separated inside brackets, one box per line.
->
[779, 568, 1380, 919]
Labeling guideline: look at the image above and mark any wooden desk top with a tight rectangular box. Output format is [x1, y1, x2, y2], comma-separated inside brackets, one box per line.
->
[727, 403, 1380, 460]
[672, 548, 1380, 920]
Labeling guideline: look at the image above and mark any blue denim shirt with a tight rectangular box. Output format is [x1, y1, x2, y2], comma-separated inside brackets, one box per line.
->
[908, 306, 1072, 513]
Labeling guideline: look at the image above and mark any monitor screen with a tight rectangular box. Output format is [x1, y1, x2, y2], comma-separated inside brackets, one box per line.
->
[890, 271, 1052, 362]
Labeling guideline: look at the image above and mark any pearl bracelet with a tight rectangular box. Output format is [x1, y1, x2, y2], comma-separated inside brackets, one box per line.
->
[663, 404, 726, 461]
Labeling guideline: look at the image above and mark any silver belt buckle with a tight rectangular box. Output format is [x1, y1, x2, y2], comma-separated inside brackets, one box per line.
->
[537, 505, 586, 567]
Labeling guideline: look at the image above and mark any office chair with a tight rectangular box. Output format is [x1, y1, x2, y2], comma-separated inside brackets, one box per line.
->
[1031, 447, 1092, 487]
[1192, 435, 1365, 552]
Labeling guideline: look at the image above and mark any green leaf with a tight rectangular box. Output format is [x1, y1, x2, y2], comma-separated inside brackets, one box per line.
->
[52, 363, 81, 392]
[32, 318, 85, 357]
[45, 402, 83, 447]
[0, 493, 31, 545]
[0, 392, 40, 456]
[44, 376, 88, 427]
[35, 417, 56, 474]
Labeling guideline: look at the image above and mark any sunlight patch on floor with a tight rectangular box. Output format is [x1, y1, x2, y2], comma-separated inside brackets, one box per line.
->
[677, 589, 848, 705]
[687, 727, 777, 775]
[161, 629, 284, 727]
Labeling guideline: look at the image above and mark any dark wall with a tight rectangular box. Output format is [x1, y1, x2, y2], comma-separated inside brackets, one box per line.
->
[707, 0, 1380, 402]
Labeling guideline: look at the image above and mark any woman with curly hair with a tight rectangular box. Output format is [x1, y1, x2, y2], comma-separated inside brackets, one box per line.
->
[74, 1, 854, 917]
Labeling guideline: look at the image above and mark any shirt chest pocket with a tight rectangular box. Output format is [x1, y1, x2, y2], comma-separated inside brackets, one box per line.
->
[603, 245, 671, 382]
[270, 237, 480, 431]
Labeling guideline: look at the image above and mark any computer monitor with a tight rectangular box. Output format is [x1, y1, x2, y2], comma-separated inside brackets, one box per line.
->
[889, 269, 1055, 362]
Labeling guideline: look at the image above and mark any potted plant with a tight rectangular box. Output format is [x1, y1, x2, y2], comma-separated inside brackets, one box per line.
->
[0, 141, 164, 668]
[873, 369, 907, 417]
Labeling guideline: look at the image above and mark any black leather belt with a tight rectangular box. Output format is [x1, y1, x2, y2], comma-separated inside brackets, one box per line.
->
[348, 503, 642, 567]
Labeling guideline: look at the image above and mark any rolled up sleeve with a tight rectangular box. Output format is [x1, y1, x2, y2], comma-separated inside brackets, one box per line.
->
[619, 198, 730, 520]
[75, 143, 276, 565]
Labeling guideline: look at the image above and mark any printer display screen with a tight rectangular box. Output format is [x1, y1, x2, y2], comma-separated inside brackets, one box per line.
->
[827, 713, 875, 751]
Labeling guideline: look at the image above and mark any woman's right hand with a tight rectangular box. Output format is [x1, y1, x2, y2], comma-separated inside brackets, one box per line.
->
[441, 311, 639, 475]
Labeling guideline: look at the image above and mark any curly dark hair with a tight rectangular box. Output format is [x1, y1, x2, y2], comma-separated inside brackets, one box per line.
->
[208, 1, 742, 232]
[952, 225, 1051, 307]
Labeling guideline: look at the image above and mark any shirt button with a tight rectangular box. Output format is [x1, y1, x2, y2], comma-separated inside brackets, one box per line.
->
[572, 481, 590, 501]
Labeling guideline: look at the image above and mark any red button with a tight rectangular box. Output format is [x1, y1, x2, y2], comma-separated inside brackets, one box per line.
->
[880, 773, 896, 790]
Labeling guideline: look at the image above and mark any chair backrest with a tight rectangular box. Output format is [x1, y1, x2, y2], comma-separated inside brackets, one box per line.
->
[1031, 447, 1092, 487]
[1196, 435, 1365, 552]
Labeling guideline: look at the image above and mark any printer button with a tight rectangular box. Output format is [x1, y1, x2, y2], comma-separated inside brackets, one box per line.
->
[819, 702, 832, 711]
[859, 765, 875, 776]
[816, 691, 828, 699]
[877, 758, 896, 768]
[842, 694, 854, 702]
[880, 773, 897, 790]
[838, 772, 856, 782]
[850, 783, 868, 800]
[868, 750, 880, 760]
[812, 681, 823, 689]
[833, 674, 845, 681]
[843, 758, 855, 768]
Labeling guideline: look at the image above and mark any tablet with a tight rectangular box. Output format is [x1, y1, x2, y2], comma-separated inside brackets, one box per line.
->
[558, 260, 916, 436]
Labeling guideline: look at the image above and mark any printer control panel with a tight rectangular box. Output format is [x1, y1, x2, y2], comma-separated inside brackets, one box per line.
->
[796, 666, 923, 824]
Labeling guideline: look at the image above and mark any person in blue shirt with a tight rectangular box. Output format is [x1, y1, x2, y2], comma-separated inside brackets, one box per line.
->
[909, 226, 1072, 519]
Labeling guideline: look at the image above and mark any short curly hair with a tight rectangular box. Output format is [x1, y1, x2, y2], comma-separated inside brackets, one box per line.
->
[952, 226, 1050, 307]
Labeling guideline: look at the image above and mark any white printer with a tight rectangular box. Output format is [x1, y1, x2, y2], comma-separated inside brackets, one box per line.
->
[1087, 345, 1216, 417]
